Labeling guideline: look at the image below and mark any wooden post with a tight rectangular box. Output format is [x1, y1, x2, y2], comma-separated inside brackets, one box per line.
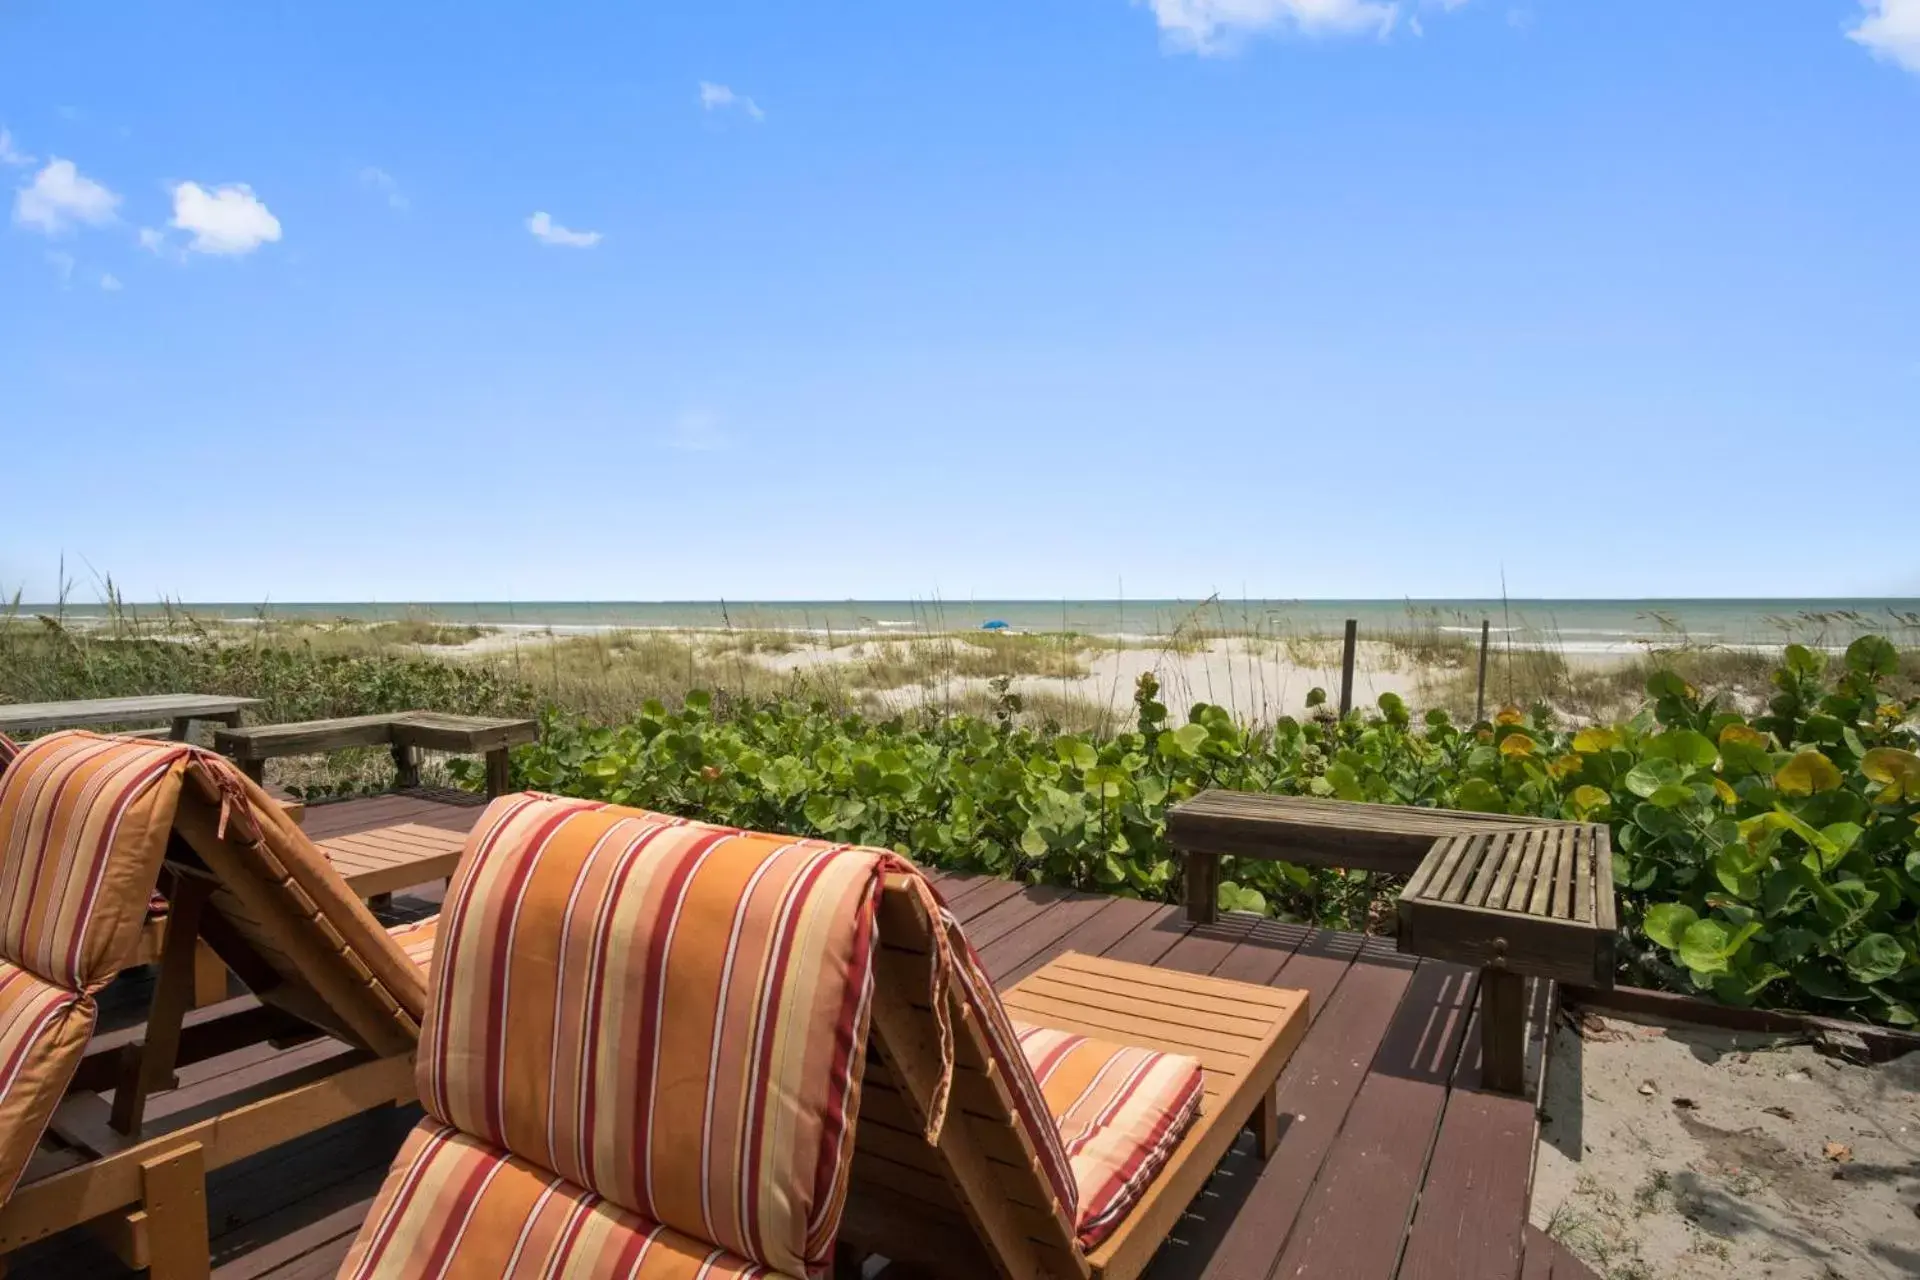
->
[1475, 618, 1491, 724]
[1337, 618, 1357, 718]
[168, 718, 194, 743]
[484, 747, 512, 798]
[139, 1142, 210, 1280]
[1480, 961, 1526, 1094]
[1184, 850, 1219, 925]
[390, 742, 420, 790]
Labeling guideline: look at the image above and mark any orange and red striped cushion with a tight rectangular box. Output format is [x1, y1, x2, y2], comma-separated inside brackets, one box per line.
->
[1016, 1022, 1204, 1247]
[416, 795, 902, 1278]
[339, 1119, 781, 1279]
[0, 731, 193, 990]
[387, 917, 437, 973]
[0, 961, 94, 1203]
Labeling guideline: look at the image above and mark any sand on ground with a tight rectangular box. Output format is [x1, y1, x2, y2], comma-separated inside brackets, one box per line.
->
[1533, 1011, 1920, 1279]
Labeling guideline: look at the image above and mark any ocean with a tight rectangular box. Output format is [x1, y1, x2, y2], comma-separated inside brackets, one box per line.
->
[33, 598, 1920, 654]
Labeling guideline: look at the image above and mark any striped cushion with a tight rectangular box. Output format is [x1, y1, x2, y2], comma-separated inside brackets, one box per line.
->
[417, 795, 903, 1278]
[1015, 1021, 1204, 1247]
[387, 916, 437, 973]
[339, 1119, 781, 1279]
[0, 732, 193, 990]
[0, 961, 96, 1202]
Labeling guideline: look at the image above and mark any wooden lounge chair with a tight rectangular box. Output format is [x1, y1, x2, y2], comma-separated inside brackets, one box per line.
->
[846, 879, 1307, 1280]
[0, 731, 440, 1279]
[337, 796, 1307, 1280]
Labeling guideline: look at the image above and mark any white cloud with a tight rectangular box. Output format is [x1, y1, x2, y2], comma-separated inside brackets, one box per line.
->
[99, 271, 122, 291]
[1142, 0, 1401, 54]
[665, 410, 731, 452]
[169, 181, 282, 256]
[13, 158, 120, 234]
[0, 128, 31, 167]
[359, 166, 409, 211]
[526, 210, 602, 248]
[699, 81, 765, 121]
[1850, 0, 1920, 73]
[137, 226, 164, 252]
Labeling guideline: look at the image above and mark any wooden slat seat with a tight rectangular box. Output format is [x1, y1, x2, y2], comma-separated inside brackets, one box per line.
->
[1397, 823, 1615, 1091]
[1168, 788, 1575, 923]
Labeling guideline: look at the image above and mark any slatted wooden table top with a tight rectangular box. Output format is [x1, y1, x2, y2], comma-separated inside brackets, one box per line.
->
[1397, 824, 1617, 987]
[0, 693, 259, 734]
[317, 822, 468, 899]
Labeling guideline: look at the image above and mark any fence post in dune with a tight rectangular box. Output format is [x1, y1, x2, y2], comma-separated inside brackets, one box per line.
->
[1338, 618, 1357, 717]
[1475, 618, 1491, 723]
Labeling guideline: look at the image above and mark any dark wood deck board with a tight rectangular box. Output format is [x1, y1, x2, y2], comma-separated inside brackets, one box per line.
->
[1264, 959, 1478, 1280]
[10, 795, 1553, 1280]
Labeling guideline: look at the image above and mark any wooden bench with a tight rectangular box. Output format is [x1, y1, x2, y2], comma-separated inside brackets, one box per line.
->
[1168, 788, 1617, 1095]
[1167, 789, 1571, 924]
[0, 693, 259, 742]
[1398, 825, 1615, 1091]
[214, 710, 537, 798]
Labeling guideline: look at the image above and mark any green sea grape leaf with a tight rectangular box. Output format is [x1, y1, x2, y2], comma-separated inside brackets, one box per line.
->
[1845, 933, 1906, 985]
[1647, 729, 1718, 768]
[1625, 759, 1683, 798]
[1846, 635, 1899, 678]
[1643, 902, 1698, 950]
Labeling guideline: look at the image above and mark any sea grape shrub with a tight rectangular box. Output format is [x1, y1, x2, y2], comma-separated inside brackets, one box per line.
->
[502, 640, 1920, 1027]
[1562, 639, 1920, 1027]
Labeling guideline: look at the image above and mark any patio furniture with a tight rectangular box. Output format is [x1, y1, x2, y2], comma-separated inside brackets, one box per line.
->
[0, 732, 440, 1280]
[1397, 824, 1616, 1092]
[214, 710, 537, 799]
[849, 888, 1308, 1280]
[0, 694, 258, 743]
[338, 796, 1309, 1280]
[1168, 789, 1569, 924]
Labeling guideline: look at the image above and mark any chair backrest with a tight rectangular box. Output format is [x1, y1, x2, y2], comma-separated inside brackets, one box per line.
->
[0, 731, 196, 1202]
[0, 731, 194, 991]
[851, 875, 1088, 1280]
[415, 794, 936, 1279]
[165, 754, 428, 1058]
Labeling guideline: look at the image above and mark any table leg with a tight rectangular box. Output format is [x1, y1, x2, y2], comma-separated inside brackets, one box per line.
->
[1184, 850, 1219, 925]
[169, 717, 194, 743]
[1479, 965, 1526, 1094]
[485, 747, 513, 798]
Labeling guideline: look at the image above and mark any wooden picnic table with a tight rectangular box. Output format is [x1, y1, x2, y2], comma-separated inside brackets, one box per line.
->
[0, 693, 259, 741]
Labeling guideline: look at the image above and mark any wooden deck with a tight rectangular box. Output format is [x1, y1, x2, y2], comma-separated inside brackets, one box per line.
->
[12, 794, 1591, 1280]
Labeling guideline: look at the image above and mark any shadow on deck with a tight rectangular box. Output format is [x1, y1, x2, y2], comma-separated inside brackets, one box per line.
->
[13, 794, 1586, 1280]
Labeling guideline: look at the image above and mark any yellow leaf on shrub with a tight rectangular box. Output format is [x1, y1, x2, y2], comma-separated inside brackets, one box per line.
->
[1495, 706, 1525, 726]
[1499, 733, 1536, 757]
[1775, 750, 1842, 796]
[1713, 777, 1737, 805]
[1570, 785, 1610, 817]
[1719, 723, 1768, 750]
[1861, 747, 1920, 803]
[1573, 727, 1620, 753]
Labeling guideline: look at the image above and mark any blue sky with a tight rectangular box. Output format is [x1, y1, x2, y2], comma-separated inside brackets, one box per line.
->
[3, 1, 1917, 605]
